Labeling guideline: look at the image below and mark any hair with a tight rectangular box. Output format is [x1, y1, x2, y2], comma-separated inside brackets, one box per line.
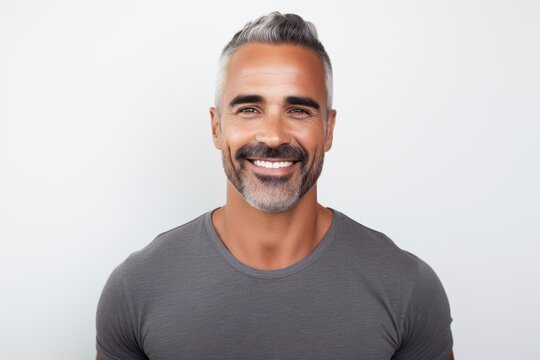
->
[214, 12, 333, 115]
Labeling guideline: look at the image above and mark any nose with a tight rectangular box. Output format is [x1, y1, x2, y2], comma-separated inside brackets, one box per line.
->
[254, 110, 291, 148]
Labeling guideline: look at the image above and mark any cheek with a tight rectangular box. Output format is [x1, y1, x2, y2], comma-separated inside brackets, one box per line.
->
[289, 119, 325, 139]
[223, 124, 255, 151]
[289, 124, 326, 154]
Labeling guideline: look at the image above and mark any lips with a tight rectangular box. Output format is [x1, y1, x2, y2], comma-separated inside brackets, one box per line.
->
[236, 144, 306, 176]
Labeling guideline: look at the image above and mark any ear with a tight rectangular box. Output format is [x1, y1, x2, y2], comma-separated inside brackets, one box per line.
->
[210, 107, 223, 150]
[324, 109, 337, 152]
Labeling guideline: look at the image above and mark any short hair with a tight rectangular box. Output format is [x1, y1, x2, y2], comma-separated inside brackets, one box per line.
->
[215, 11, 333, 114]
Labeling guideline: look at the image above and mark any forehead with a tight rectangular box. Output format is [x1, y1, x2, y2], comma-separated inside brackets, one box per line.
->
[222, 43, 326, 105]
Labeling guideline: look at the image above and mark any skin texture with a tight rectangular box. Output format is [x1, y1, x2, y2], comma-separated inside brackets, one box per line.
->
[209, 43, 336, 270]
[97, 42, 454, 360]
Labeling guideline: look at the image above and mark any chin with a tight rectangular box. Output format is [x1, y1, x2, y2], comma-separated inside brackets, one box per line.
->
[246, 197, 300, 213]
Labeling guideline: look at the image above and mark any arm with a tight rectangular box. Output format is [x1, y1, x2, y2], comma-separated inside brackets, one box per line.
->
[392, 257, 454, 360]
[96, 264, 147, 360]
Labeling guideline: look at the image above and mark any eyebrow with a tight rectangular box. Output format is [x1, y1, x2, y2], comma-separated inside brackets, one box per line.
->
[228, 95, 264, 108]
[285, 96, 320, 111]
[227, 94, 321, 111]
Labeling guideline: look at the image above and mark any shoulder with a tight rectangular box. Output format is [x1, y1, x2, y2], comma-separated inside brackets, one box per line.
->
[124, 212, 208, 266]
[331, 210, 424, 274]
[96, 214, 213, 360]
[106, 211, 214, 294]
[330, 210, 453, 352]
[330, 210, 446, 304]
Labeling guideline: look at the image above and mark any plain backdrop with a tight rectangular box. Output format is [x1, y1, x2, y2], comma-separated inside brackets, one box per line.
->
[1, 0, 539, 359]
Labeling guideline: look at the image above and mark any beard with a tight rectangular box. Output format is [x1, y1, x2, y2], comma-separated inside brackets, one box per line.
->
[221, 143, 325, 213]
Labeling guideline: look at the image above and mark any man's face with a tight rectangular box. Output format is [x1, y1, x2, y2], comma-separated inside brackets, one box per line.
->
[210, 43, 336, 212]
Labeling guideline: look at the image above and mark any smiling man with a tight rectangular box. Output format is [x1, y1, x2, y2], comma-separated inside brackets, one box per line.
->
[96, 12, 454, 360]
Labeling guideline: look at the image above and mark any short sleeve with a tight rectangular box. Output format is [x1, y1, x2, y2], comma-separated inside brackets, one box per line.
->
[392, 257, 453, 360]
[96, 264, 148, 360]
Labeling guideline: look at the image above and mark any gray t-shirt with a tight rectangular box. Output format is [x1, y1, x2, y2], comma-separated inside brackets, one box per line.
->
[96, 209, 453, 360]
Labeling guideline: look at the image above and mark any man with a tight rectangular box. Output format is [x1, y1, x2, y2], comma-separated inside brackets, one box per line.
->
[96, 12, 454, 360]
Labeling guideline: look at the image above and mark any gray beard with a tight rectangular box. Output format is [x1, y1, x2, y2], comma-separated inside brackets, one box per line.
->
[222, 151, 325, 213]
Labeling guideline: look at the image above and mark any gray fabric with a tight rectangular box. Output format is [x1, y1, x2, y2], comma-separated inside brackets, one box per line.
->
[96, 208, 453, 360]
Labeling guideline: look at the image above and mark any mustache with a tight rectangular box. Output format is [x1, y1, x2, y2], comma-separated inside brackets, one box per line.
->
[236, 143, 307, 162]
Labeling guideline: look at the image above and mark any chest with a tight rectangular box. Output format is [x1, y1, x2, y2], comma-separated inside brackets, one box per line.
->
[138, 270, 403, 359]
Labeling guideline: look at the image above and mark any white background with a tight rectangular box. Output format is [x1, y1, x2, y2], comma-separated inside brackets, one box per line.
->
[1, 0, 539, 359]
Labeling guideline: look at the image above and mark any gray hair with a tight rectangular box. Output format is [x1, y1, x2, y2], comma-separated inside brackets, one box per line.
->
[214, 12, 333, 115]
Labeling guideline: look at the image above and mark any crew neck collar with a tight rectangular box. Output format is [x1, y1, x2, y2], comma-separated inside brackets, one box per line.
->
[204, 208, 339, 279]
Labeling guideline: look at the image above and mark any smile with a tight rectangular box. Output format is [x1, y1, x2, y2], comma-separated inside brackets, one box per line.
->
[252, 160, 294, 169]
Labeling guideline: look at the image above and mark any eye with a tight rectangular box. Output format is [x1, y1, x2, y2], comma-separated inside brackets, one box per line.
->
[237, 107, 260, 114]
[288, 108, 311, 116]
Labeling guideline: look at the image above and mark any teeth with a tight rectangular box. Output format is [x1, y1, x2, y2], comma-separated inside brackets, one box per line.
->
[253, 160, 294, 169]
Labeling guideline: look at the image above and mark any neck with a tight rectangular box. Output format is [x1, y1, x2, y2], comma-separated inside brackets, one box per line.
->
[211, 182, 333, 270]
